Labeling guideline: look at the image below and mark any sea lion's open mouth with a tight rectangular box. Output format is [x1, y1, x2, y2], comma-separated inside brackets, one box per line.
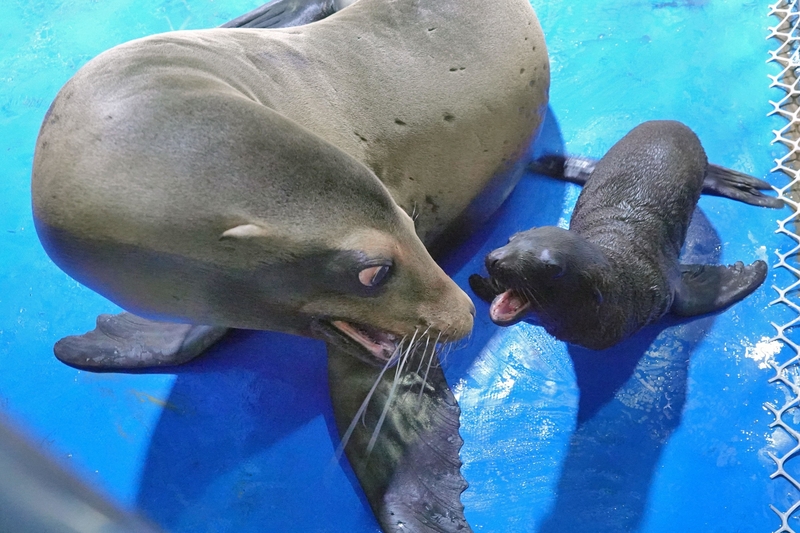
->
[489, 289, 531, 326]
[329, 320, 401, 363]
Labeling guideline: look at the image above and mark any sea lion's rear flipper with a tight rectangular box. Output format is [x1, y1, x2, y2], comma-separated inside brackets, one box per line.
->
[54, 313, 229, 370]
[221, 0, 349, 29]
[327, 345, 471, 533]
[671, 261, 768, 317]
[529, 156, 783, 208]
[703, 164, 784, 209]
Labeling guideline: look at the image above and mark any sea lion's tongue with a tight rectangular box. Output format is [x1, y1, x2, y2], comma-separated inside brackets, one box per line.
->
[489, 290, 530, 326]
[331, 320, 399, 361]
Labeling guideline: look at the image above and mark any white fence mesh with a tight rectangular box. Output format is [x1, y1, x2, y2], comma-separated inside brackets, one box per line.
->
[768, 1, 800, 531]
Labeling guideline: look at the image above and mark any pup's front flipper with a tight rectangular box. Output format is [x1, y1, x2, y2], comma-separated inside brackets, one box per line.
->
[529, 156, 783, 208]
[671, 261, 768, 317]
[221, 0, 344, 29]
[468, 274, 503, 304]
[703, 164, 784, 209]
[328, 345, 470, 533]
[54, 313, 229, 370]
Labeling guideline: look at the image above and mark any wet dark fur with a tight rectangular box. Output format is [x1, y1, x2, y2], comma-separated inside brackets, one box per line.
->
[473, 120, 765, 350]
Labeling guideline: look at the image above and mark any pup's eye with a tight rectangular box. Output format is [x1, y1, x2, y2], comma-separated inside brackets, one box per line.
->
[358, 264, 391, 287]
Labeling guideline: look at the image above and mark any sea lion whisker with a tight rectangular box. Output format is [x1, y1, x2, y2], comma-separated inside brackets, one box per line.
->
[356, 333, 409, 427]
[366, 330, 417, 454]
[335, 345, 401, 461]
[414, 330, 433, 376]
[436, 330, 454, 367]
[521, 285, 556, 323]
[449, 327, 472, 352]
[408, 326, 430, 358]
[441, 345, 453, 367]
[402, 326, 421, 365]
[418, 330, 443, 399]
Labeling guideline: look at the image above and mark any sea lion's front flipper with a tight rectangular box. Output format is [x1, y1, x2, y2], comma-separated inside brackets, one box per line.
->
[221, 0, 353, 29]
[54, 313, 229, 370]
[529, 156, 783, 208]
[671, 261, 768, 317]
[327, 345, 471, 533]
[703, 164, 784, 209]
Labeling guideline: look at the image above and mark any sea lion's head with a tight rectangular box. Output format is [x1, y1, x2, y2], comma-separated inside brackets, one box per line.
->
[213, 204, 476, 366]
[204, 114, 476, 365]
[34, 98, 475, 366]
[469, 226, 608, 331]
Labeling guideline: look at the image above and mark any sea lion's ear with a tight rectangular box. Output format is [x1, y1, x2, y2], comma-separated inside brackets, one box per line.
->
[219, 223, 272, 240]
[539, 249, 565, 279]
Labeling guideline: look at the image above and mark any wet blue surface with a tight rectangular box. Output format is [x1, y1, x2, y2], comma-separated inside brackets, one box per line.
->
[0, 0, 792, 532]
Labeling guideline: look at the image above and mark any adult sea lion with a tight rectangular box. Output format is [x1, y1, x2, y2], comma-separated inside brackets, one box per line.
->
[34, 0, 549, 367]
[470, 120, 768, 350]
[32, 0, 549, 531]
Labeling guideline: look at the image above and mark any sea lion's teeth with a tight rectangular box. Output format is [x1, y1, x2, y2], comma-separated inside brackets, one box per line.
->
[508, 293, 525, 310]
[332, 320, 400, 360]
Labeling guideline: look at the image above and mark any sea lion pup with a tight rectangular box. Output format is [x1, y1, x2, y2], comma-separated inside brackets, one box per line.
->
[470, 121, 768, 351]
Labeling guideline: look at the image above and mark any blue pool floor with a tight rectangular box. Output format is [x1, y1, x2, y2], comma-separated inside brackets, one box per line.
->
[0, 0, 796, 531]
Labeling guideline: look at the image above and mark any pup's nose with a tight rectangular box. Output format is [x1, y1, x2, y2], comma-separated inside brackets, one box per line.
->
[485, 248, 507, 273]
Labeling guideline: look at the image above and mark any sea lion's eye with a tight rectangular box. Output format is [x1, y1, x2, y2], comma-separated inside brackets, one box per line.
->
[359, 264, 392, 287]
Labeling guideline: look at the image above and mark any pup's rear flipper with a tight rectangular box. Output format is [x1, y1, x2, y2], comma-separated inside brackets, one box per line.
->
[54, 313, 229, 370]
[671, 261, 768, 317]
[529, 156, 783, 209]
[220, 0, 339, 29]
[703, 165, 784, 209]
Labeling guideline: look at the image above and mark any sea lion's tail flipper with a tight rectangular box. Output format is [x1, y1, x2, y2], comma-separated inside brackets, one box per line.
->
[327, 345, 472, 533]
[221, 0, 351, 29]
[54, 313, 228, 370]
[671, 261, 768, 317]
[529, 156, 783, 209]
[703, 164, 784, 209]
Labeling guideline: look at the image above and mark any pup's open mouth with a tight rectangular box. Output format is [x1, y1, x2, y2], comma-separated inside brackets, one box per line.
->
[489, 289, 531, 326]
[330, 320, 401, 363]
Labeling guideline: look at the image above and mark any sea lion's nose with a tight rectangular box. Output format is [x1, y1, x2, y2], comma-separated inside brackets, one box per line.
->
[486, 248, 507, 273]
